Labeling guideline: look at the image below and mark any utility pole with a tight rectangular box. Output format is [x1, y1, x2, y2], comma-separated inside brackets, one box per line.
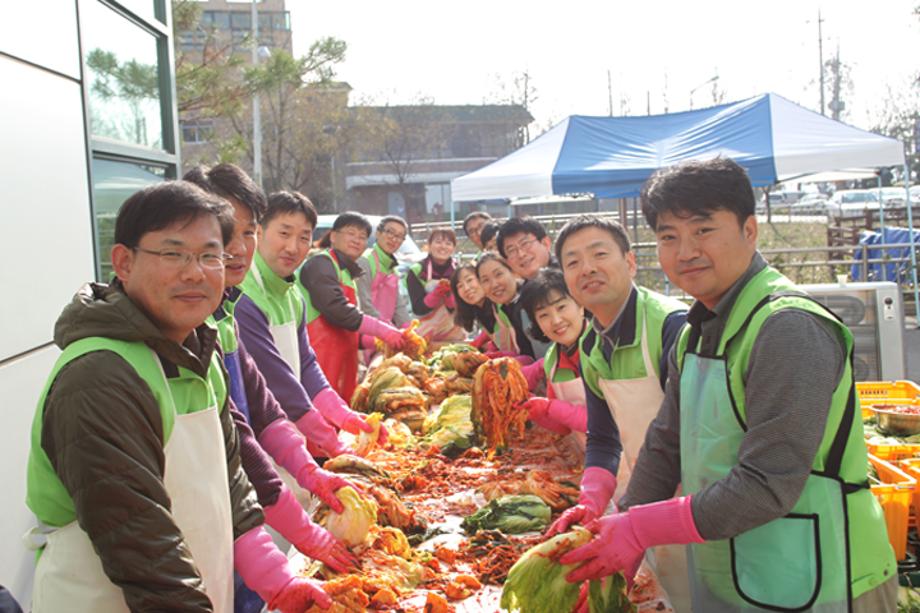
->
[646, 90, 651, 116]
[818, 10, 825, 116]
[607, 70, 613, 116]
[830, 43, 844, 121]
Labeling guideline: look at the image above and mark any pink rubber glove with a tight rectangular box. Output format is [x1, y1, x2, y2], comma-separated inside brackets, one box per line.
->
[423, 289, 445, 309]
[359, 334, 377, 350]
[520, 397, 570, 435]
[520, 358, 545, 390]
[520, 397, 587, 434]
[295, 409, 348, 459]
[259, 419, 350, 512]
[264, 486, 358, 573]
[234, 526, 332, 612]
[561, 495, 704, 584]
[359, 315, 405, 350]
[444, 291, 456, 309]
[470, 330, 491, 349]
[547, 467, 618, 536]
[485, 351, 534, 366]
[312, 388, 389, 444]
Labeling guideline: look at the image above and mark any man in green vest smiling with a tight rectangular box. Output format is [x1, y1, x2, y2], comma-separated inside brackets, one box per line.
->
[26, 182, 330, 612]
[562, 158, 897, 612]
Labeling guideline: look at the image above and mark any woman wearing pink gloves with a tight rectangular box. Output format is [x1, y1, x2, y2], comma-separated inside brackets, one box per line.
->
[406, 229, 465, 342]
[517, 268, 589, 442]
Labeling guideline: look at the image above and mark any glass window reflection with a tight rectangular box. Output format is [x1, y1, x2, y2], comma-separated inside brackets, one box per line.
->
[92, 157, 166, 280]
[83, 0, 164, 149]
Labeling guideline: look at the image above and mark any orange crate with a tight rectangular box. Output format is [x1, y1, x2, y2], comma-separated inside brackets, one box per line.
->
[869, 454, 915, 560]
[858, 380, 920, 419]
[897, 457, 920, 529]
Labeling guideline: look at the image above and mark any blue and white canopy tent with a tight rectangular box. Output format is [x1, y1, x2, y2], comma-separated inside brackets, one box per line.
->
[451, 93, 904, 200]
[451, 92, 918, 317]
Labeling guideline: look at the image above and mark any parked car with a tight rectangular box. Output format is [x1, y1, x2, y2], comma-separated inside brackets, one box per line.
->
[791, 193, 829, 212]
[826, 189, 880, 219]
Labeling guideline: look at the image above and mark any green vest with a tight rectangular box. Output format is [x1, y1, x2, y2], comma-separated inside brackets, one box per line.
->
[26, 337, 227, 528]
[297, 249, 356, 325]
[362, 243, 395, 280]
[677, 265, 894, 610]
[207, 291, 241, 355]
[240, 251, 304, 329]
[580, 286, 686, 399]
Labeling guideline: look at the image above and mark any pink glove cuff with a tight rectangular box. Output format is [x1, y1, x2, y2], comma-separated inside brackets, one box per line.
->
[264, 486, 325, 547]
[258, 419, 317, 477]
[234, 526, 296, 603]
[630, 495, 704, 548]
[295, 410, 345, 457]
[423, 291, 442, 309]
[311, 387, 352, 429]
[521, 358, 545, 390]
[359, 314, 396, 338]
[579, 466, 618, 516]
[547, 399, 587, 433]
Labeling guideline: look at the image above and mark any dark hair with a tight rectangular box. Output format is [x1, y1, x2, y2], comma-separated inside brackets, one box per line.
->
[428, 228, 457, 245]
[263, 191, 317, 228]
[450, 263, 484, 331]
[475, 251, 514, 277]
[496, 216, 548, 257]
[115, 181, 234, 249]
[317, 230, 332, 249]
[640, 157, 755, 229]
[519, 267, 575, 342]
[333, 211, 372, 236]
[479, 222, 500, 247]
[182, 163, 266, 222]
[554, 215, 631, 263]
[377, 215, 408, 233]
[462, 211, 492, 236]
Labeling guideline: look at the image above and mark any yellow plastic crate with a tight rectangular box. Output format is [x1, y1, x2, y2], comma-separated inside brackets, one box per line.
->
[869, 454, 916, 560]
[897, 457, 920, 530]
[858, 380, 920, 419]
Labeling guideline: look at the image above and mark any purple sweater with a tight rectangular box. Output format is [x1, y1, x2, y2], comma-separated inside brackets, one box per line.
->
[235, 294, 332, 423]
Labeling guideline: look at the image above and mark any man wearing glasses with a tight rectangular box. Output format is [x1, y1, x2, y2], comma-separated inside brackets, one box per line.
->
[497, 216, 558, 281]
[355, 216, 413, 352]
[26, 181, 329, 612]
[297, 212, 405, 404]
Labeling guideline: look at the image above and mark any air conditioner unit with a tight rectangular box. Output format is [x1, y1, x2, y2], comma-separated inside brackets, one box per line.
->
[799, 281, 906, 381]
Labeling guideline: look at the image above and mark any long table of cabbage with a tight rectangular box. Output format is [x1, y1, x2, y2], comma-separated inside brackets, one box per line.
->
[290, 344, 667, 612]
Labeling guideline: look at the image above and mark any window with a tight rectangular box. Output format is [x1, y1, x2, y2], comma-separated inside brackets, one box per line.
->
[181, 119, 214, 144]
[91, 158, 167, 280]
[230, 12, 251, 30]
[273, 12, 291, 30]
[82, 0, 164, 149]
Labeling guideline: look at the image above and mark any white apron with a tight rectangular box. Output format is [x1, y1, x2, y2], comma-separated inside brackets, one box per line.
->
[250, 264, 301, 376]
[549, 363, 587, 455]
[596, 322, 691, 612]
[31, 353, 233, 613]
[415, 261, 465, 344]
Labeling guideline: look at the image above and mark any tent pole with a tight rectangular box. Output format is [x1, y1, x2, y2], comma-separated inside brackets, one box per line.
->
[903, 158, 919, 327]
[878, 175, 886, 282]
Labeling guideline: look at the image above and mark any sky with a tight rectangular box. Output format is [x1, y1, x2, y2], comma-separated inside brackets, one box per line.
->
[288, 0, 919, 134]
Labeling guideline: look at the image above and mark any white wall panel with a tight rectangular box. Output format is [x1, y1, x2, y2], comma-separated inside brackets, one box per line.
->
[0, 1, 80, 79]
[0, 346, 61, 606]
[0, 56, 95, 359]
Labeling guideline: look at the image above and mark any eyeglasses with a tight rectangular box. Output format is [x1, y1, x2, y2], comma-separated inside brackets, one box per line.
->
[381, 227, 407, 242]
[503, 237, 539, 259]
[133, 247, 227, 270]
